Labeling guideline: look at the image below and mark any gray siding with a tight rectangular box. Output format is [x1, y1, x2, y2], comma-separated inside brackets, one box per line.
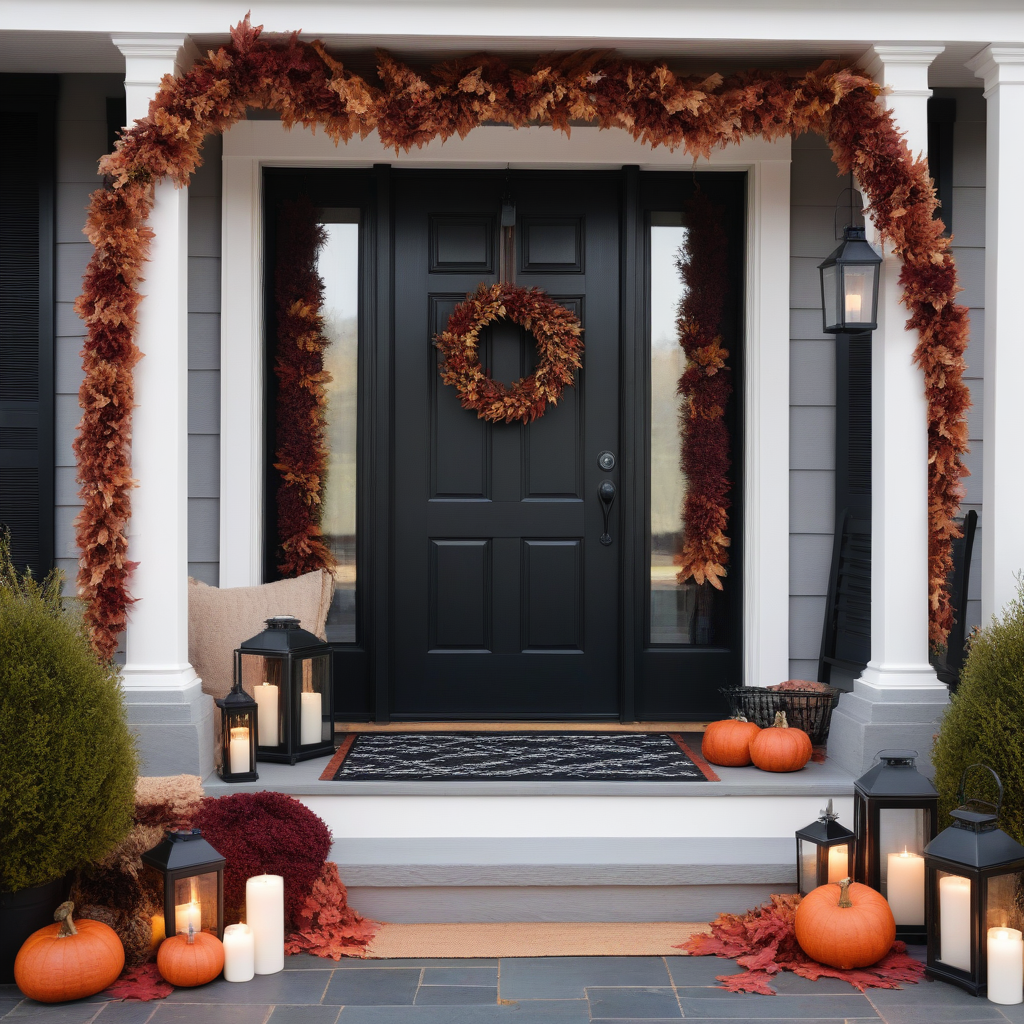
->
[788, 132, 841, 681]
[54, 74, 124, 591]
[187, 136, 222, 586]
[786, 95, 986, 679]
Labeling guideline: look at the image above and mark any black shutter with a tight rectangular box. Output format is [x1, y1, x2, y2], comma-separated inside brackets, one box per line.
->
[928, 97, 956, 237]
[0, 75, 57, 577]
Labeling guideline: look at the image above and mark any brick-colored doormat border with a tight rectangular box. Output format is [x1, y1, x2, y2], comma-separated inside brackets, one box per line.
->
[364, 921, 710, 958]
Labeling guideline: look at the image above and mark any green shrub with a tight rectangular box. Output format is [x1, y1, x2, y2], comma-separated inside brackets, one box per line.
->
[0, 531, 139, 892]
[932, 579, 1024, 846]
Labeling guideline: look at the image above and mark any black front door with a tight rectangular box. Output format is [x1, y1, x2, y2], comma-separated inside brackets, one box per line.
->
[391, 172, 621, 719]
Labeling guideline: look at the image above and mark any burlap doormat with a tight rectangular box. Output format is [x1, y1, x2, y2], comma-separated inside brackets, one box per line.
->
[364, 921, 710, 958]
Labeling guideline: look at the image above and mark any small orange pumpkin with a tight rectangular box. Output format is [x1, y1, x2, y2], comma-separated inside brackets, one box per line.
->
[702, 715, 761, 767]
[14, 901, 124, 1004]
[157, 924, 225, 987]
[749, 710, 812, 772]
[795, 877, 896, 969]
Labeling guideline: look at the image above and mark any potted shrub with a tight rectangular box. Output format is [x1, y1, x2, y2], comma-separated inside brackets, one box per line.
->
[0, 530, 138, 982]
[932, 579, 1024, 844]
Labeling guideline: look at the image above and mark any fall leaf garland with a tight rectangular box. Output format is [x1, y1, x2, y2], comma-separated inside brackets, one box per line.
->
[273, 196, 336, 577]
[73, 13, 969, 659]
[674, 193, 732, 591]
[435, 283, 584, 424]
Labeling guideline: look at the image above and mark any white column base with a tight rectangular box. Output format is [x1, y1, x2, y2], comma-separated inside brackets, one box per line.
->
[122, 676, 215, 778]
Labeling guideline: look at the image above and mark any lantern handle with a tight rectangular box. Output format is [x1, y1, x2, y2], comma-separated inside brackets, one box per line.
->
[833, 185, 865, 240]
[956, 763, 1003, 817]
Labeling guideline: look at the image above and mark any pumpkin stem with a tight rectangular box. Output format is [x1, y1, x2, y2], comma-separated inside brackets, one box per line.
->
[773, 710, 789, 729]
[54, 900, 78, 938]
[732, 714, 749, 723]
[837, 877, 853, 908]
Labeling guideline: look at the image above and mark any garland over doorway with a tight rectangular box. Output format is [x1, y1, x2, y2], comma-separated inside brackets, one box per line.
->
[73, 15, 969, 660]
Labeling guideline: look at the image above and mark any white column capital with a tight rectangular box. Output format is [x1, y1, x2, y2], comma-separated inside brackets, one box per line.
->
[966, 46, 1024, 97]
[861, 45, 944, 96]
[112, 33, 201, 124]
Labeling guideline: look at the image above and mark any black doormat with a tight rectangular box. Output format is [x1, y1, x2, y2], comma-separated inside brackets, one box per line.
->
[320, 732, 719, 781]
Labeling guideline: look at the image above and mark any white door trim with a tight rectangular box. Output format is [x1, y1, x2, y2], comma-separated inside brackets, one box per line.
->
[219, 120, 791, 687]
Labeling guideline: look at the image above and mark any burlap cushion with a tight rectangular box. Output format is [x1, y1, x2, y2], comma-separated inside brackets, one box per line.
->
[188, 571, 334, 763]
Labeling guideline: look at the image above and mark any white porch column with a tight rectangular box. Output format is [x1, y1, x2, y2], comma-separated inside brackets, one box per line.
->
[111, 34, 213, 777]
[966, 47, 1024, 623]
[828, 46, 949, 777]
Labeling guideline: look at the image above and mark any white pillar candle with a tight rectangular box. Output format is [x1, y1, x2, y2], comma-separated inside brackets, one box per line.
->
[939, 873, 973, 971]
[987, 927, 1024, 1005]
[827, 845, 849, 884]
[246, 874, 284, 975]
[253, 683, 279, 746]
[222, 923, 256, 983]
[886, 849, 925, 925]
[845, 290, 862, 319]
[300, 690, 322, 745]
[174, 900, 202, 935]
[228, 726, 250, 774]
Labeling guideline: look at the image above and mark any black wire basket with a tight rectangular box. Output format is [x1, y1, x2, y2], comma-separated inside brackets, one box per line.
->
[718, 686, 842, 746]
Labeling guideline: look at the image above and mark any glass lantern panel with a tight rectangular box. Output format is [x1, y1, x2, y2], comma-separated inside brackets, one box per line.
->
[827, 842, 851, 884]
[295, 653, 331, 745]
[879, 808, 927, 925]
[226, 708, 255, 774]
[172, 871, 219, 934]
[241, 653, 284, 748]
[798, 838, 817, 895]
[822, 263, 839, 329]
[841, 264, 876, 326]
[986, 870, 1024, 933]
[936, 870, 973, 972]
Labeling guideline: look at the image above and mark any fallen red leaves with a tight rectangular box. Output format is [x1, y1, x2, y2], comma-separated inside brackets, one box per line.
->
[284, 861, 380, 960]
[679, 893, 926, 995]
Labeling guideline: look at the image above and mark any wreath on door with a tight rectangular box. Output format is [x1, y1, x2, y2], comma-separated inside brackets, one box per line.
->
[435, 282, 584, 424]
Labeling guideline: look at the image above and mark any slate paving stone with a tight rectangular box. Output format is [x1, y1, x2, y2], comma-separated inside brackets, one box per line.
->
[149, 1006, 270, 1024]
[498, 956, 671, 999]
[331, 959, 498, 970]
[586, 985, 682, 1019]
[677, 992, 878, 1018]
[334, 1001, 591, 1022]
[420, 967, 498, 986]
[414, 985, 498, 1005]
[91, 1004, 159, 1024]
[995, 1004, 1024, 1024]
[869, 1007, 1007, 1024]
[663, 956, 744, 987]
[164, 970, 331, 1004]
[1, 1002, 106, 1023]
[267, 1006, 342, 1024]
[323, 967, 420, 1005]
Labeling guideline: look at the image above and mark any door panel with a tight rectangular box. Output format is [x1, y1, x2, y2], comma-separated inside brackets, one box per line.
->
[392, 172, 620, 719]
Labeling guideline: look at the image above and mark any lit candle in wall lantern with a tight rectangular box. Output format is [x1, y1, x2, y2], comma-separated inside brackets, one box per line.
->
[938, 873, 973, 972]
[987, 927, 1024, 1005]
[222, 923, 256, 983]
[886, 848, 925, 925]
[827, 844, 849, 883]
[845, 291, 862, 320]
[300, 690, 322, 745]
[246, 874, 284, 975]
[253, 683, 279, 746]
[229, 726, 250, 774]
[174, 899, 201, 935]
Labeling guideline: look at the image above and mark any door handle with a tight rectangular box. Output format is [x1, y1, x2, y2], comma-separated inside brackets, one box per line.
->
[598, 480, 616, 546]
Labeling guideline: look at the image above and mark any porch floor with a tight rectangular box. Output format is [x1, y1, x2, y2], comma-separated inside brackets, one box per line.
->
[2, 947, 1012, 1024]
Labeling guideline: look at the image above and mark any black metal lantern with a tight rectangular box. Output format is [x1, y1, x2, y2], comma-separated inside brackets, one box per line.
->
[236, 615, 335, 764]
[854, 749, 938, 943]
[818, 225, 882, 334]
[924, 765, 1024, 998]
[141, 829, 226, 943]
[215, 679, 259, 782]
[796, 799, 856, 895]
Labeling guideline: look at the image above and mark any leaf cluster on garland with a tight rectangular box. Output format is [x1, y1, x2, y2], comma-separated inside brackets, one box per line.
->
[674, 192, 732, 590]
[273, 196, 336, 577]
[679, 893, 925, 995]
[73, 13, 969, 659]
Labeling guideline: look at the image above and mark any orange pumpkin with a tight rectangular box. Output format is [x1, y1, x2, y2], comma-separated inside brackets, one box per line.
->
[702, 716, 761, 767]
[157, 925, 225, 987]
[749, 710, 812, 772]
[14, 901, 124, 1004]
[795, 877, 896, 969]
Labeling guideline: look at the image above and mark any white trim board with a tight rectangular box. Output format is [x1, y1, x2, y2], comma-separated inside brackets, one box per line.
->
[219, 120, 791, 687]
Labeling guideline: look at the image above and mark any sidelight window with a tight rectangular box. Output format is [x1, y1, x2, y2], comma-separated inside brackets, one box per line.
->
[318, 210, 359, 643]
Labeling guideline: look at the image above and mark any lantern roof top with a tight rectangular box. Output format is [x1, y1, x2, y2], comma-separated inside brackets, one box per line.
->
[238, 614, 327, 653]
[141, 828, 226, 873]
[854, 749, 939, 799]
[796, 798, 855, 842]
[216, 680, 258, 710]
[926, 816, 1024, 870]
[818, 224, 882, 270]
